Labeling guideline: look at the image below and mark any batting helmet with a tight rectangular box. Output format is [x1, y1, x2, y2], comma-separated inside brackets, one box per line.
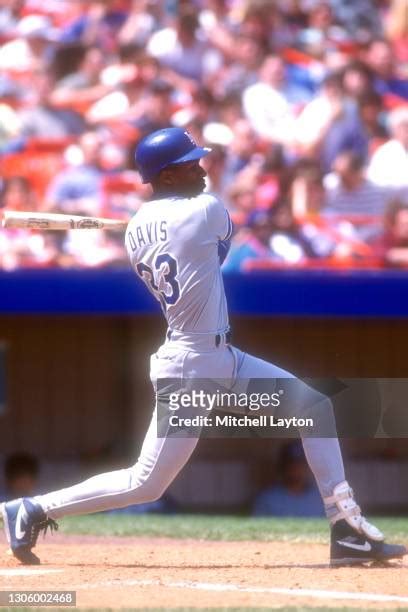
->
[135, 127, 211, 183]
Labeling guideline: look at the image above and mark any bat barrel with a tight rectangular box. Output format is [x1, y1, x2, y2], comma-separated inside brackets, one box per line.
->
[2, 211, 128, 231]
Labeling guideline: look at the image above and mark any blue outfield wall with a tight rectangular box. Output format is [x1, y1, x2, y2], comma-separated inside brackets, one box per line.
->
[1, 268, 408, 316]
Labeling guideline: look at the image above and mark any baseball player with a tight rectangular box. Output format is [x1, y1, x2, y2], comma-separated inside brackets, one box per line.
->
[1, 128, 406, 567]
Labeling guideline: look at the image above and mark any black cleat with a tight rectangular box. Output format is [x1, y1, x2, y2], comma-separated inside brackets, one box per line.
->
[326, 481, 407, 567]
[331, 519, 407, 566]
[1, 498, 58, 565]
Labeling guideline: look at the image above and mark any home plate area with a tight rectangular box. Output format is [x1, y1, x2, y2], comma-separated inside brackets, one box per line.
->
[1, 534, 407, 609]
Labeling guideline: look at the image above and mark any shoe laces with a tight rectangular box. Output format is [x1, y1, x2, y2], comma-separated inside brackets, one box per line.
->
[31, 517, 59, 547]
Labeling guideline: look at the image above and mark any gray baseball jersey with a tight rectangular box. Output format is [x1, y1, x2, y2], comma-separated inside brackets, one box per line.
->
[125, 193, 233, 333]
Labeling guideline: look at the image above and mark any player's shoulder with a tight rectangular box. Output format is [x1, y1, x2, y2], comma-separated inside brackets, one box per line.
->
[126, 198, 163, 223]
[197, 192, 222, 204]
[194, 192, 224, 212]
[125, 193, 225, 232]
[185, 193, 227, 229]
[160, 192, 225, 218]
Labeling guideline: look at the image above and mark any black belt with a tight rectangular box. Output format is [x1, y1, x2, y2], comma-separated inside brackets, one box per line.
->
[216, 330, 232, 347]
[166, 329, 232, 347]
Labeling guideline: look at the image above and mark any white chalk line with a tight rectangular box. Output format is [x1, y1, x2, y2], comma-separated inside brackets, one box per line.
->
[72, 577, 408, 603]
[0, 568, 63, 577]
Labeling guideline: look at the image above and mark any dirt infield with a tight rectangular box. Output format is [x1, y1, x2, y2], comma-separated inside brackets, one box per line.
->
[1, 533, 407, 609]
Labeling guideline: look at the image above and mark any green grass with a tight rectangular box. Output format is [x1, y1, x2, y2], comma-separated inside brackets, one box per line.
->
[60, 514, 408, 544]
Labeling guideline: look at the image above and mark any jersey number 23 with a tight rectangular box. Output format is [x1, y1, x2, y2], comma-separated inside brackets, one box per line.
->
[136, 253, 180, 308]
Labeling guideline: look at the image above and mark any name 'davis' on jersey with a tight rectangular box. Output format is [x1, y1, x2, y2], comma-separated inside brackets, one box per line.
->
[128, 221, 168, 250]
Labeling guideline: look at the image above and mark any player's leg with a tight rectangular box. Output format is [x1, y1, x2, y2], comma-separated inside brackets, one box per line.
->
[38, 412, 198, 518]
[0, 345, 203, 564]
[231, 348, 345, 498]
[233, 347, 407, 565]
[0, 410, 199, 564]
[1, 343, 237, 564]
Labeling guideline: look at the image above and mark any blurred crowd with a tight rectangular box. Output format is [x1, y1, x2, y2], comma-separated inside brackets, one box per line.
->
[0, 0, 407, 271]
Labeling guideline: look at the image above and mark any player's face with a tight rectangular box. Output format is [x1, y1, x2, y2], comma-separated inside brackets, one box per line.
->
[159, 160, 207, 197]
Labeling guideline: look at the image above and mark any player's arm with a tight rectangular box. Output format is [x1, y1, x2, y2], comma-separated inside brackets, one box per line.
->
[204, 194, 234, 264]
[218, 237, 231, 264]
[215, 205, 233, 265]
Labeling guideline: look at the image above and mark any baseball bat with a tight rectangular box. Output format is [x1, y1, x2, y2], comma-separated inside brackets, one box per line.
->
[2, 211, 128, 231]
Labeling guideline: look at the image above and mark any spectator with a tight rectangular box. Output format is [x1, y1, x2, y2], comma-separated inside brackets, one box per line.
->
[289, 160, 339, 259]
[3, 453, 40, 500]
[323, 151, 396, 243]
[147, 7, 222, 83]
[0, 0, 24, 36]
[252, 441, 324, 517]
[130, 78, 175, 137]
[330, 0, 382, 40]
[385, 0, 408, 65]
[218, 119, 259, 195]
[223, 210, 275, 273]
[51, 46, 109, 113]
[365, 38, 408, 101]
[210, 33, 266, 97]
[290, 159, 326, 219]
[0, 176, 37, 211]
[172, 87, 216, 130]
[341, 61, 375, 101]
[224, 149, 272, 217]
[367, 107, 408, 190]
[325, 151, 393, 213]
[253, 144, 287, 210]
[224, 203, 321, 272]
[62, 226, 127, 267]
[19, 71, 86, 138]
[59, 0, 128, 52]
[268, 201, 321, 264]
[0, 14, 58, 73]
[85, 53, 163, 127]
[0, 177, 59, 269]
[217, 92, 243, 129]
[45, 130, 104, 214]
[233, 1, 274, 49]
[85, 63, 144, 125]
[0, 77, 23, 148]
[224, 143, 286, 217]
[296, 2, 338, 56]
[118, 0, 161, 47]
[295, 73, 368, 172]
[356, 91, 388, 154]
[199, 0, 236, 32]
[290, 158, 382, 262]
[243, 54, 310, 145]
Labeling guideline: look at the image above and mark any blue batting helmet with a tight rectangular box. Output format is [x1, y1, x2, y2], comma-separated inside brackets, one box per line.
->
[135, 127, 211, 183]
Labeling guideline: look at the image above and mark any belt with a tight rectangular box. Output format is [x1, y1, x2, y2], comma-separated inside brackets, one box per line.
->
[166, 329, 232, 349]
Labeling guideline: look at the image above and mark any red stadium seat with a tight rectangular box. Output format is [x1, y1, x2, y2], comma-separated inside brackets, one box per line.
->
[1, 139, 72, 200]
